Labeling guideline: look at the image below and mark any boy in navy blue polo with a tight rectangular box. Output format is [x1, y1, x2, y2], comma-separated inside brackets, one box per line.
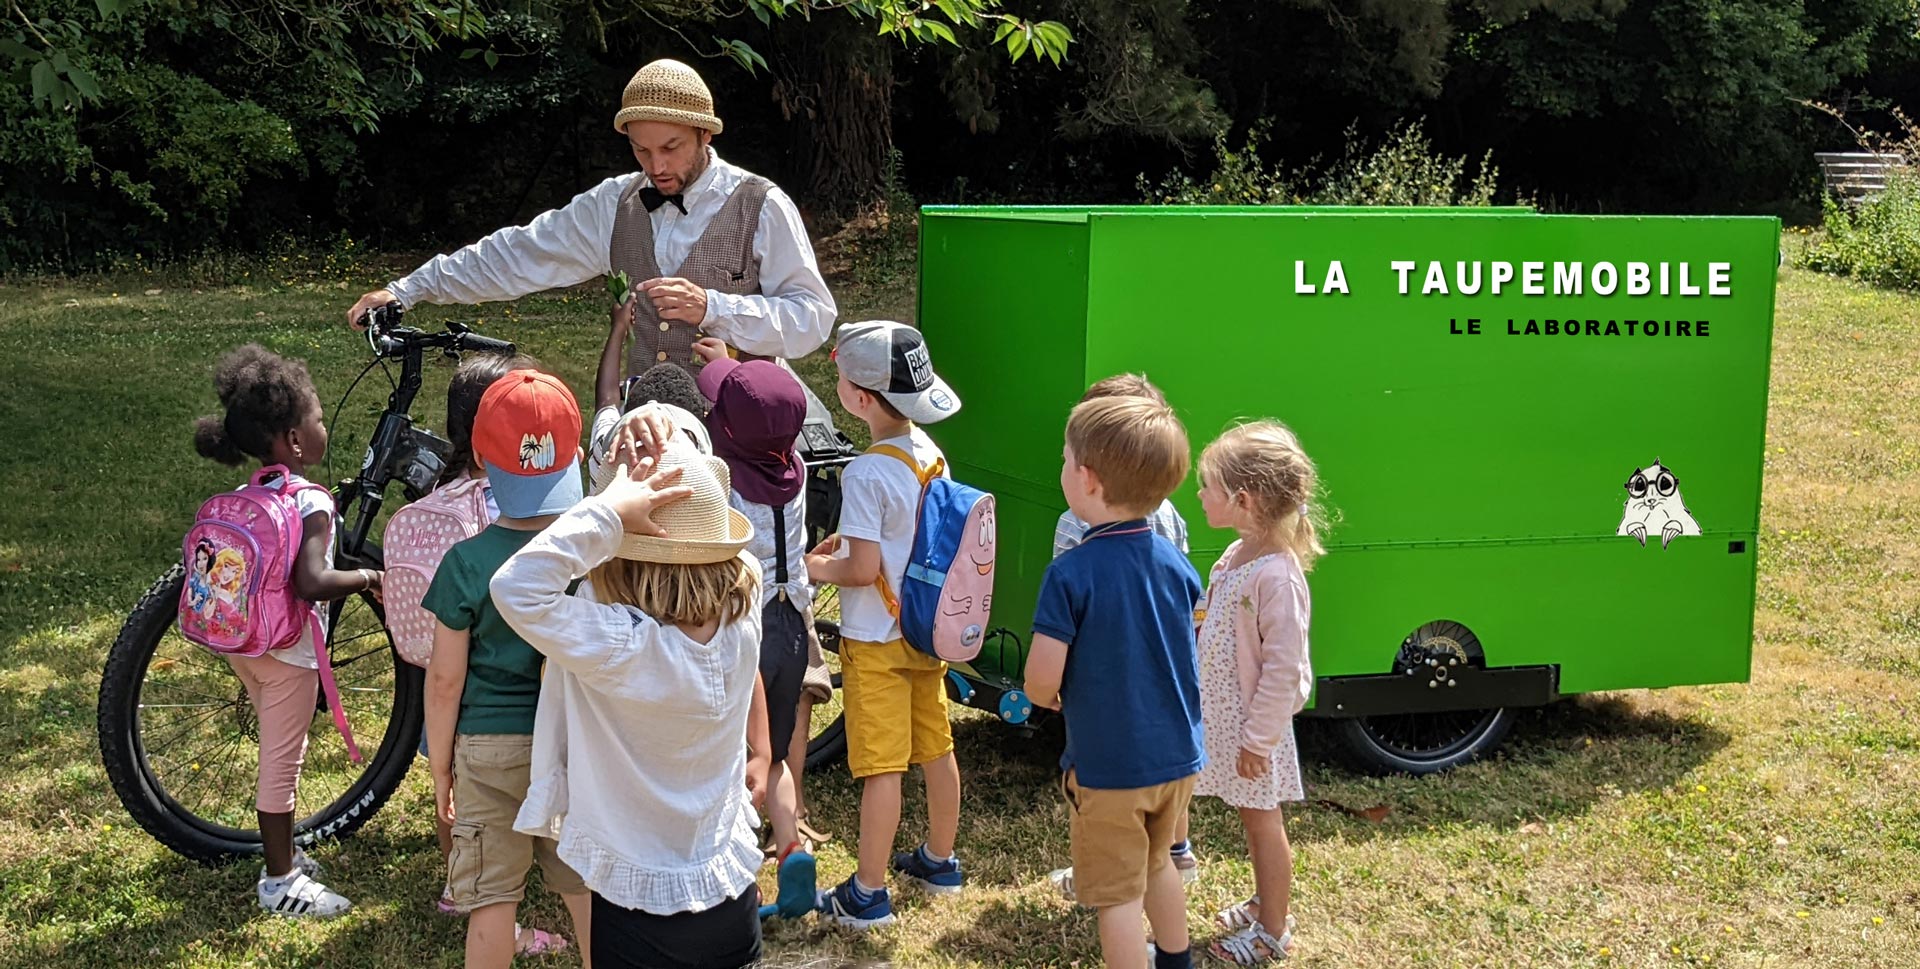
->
[1024, 394, 1205, 969]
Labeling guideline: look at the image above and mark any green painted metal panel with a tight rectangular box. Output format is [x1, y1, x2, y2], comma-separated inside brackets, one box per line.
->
[918, 207, 1778, 706]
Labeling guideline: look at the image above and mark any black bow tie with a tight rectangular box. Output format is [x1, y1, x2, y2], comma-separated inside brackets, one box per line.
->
[639, 186, 686, 215]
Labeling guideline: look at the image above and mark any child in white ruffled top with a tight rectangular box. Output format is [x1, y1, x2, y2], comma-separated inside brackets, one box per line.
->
[492, 441, 768, 969]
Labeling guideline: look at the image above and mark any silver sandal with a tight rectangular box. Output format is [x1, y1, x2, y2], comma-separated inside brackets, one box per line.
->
[1216, 895, 1261, 931]
[1208, 921, 1292, 965]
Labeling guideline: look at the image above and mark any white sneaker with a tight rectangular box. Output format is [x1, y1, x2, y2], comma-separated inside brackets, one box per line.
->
[260, 848, 321, 882]
[257, 871, 352, 919]
[1050, 856, 1198, 903]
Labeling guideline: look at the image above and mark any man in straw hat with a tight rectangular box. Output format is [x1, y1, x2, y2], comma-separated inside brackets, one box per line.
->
[347, 58, 835, 374]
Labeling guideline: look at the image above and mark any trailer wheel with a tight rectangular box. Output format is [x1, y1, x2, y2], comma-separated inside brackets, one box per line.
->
[1332, 620, 1516, 775]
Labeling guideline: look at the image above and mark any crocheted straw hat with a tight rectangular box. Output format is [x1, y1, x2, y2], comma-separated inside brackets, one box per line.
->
[596, 443, 752, 564]
[613, 59, 723, 135]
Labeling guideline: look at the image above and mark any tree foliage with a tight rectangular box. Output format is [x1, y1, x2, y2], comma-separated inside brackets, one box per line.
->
[0, 0, 1071, 266]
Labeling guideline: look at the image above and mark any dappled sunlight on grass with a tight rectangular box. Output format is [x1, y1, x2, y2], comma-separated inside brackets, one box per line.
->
[3, 262, 1920, 966]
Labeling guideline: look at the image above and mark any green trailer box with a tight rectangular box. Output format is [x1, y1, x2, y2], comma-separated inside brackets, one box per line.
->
[917, 207, 1779, 772]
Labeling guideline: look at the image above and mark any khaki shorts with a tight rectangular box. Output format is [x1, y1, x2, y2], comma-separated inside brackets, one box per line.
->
[447, 734, 586, 910]
[1063, 769, 1198, 909]
[840, 637, 952, 779]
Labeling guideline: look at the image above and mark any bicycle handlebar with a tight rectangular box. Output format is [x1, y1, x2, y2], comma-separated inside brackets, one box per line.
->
[363, 302, 517, 359]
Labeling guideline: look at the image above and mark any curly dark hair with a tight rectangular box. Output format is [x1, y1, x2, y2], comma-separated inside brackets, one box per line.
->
[191, 344, 318, 467]
[440, 351, 541, 486]
[628, 362, 709, 418]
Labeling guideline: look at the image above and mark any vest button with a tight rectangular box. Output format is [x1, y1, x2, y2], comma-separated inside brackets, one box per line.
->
[656, 351, 668, 361]
[659, 322, 669, 332]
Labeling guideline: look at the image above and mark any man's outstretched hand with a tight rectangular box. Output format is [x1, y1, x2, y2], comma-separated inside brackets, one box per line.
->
[348, 290, 398, 330]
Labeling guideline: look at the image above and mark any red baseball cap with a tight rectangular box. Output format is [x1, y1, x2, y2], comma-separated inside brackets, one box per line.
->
[474, 370, 585, 517]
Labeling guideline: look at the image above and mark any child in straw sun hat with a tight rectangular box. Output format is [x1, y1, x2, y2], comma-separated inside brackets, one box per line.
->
[493, 440, 770, 969]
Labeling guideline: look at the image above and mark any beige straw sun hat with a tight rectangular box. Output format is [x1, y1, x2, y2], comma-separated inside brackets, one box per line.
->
[613, 59, 724, 135]
[597, 442, 752, 564]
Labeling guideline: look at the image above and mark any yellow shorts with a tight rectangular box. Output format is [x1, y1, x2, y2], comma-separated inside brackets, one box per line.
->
[840, 637, 953, 779]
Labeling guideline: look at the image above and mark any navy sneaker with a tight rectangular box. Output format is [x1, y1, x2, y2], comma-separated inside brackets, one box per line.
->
[817, 875, 896, 930]
[891, 843, 964, 895]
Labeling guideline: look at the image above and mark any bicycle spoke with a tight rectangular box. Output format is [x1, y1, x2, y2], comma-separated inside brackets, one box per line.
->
[140, 705, 240, 760]
[165, 731, 250, 808]
[329, 645, 389, 670]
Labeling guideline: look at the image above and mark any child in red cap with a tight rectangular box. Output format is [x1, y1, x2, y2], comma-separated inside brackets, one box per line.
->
[423, 369, 591, 965]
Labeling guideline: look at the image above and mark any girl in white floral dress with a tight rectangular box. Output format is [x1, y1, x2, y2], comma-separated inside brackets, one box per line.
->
[1193, 421, 1325, 965]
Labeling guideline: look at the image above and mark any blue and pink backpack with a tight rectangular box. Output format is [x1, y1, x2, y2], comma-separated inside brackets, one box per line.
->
[868, 445, 997, 663]
[178, 464, 361, 762]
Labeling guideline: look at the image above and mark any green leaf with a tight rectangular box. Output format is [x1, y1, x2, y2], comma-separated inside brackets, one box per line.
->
[51, 50, 70, 72]
[729, 39, 768, 73]
[0, 38, 34, 61]
[66, 65, 101, 99]
[483, 48, 499, 69]
[1009, 27, 1031, 62]
[750, 0, 771, 27]
[93, 0, 121, 19]
[460, 47, 482, 59]
[29, 57, 55, 105]
[993, 21, 1016, 43]
[924, 21, 956, 45]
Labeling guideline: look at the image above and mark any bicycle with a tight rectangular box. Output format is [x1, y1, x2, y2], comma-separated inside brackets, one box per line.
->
[96, 305, 516, 863]
[94, 301, 1025, 863]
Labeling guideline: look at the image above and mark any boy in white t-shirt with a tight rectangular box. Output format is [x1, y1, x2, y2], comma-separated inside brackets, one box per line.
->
[805, 320, 966, 930]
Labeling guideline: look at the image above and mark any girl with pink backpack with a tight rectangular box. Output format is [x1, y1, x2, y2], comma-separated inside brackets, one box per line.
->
[187, 344, 384, 919]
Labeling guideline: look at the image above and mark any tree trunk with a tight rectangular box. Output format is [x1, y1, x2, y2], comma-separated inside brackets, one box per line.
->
[777, 20, 895, 219]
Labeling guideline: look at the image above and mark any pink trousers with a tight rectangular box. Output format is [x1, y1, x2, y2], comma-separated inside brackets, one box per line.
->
[227, 653, 319, 814]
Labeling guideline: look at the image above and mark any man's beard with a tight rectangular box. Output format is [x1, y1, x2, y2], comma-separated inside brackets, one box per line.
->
[681, 144, 712, 188]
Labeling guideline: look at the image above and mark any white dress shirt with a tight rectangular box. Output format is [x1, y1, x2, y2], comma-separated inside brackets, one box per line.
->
[387, 152, 837, 360]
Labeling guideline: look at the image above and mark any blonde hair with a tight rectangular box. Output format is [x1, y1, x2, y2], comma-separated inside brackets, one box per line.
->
[1065, 395, 1190, 516]
[589, 556, 756, 627]
[1081, 372, 1167, 406]
[1199, 421, 1328, 571]
[211, 548, 247, 593]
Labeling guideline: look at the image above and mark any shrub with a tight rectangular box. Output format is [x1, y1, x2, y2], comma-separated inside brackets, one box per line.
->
[1803, 169, 1920, 291]
[1802, 107, 1920, 291]
[1140, 118, 1512, 208]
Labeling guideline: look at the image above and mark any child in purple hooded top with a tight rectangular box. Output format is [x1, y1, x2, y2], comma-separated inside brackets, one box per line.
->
[692, 337, 818, 918]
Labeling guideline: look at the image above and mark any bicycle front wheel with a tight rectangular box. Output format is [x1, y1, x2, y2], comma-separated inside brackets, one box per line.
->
[97, 564, 424, 864]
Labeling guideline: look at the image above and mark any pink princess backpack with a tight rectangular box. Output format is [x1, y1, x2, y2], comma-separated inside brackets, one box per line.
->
[381, 477, 494, 667]
[178, 464, 360, 761]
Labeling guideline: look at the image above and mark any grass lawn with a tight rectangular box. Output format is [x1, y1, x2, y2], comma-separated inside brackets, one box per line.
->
[2, 252, 1918, 968]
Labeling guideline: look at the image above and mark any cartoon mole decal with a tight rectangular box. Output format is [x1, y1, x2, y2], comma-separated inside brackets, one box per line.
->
[938, 500, 996, 652]
[1617, 461, 1700, 549]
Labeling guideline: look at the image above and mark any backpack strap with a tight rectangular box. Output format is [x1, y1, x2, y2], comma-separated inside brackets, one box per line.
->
[310, 608, 363, 764]
[258, 466, 361, 762]
[862, 444, 946, 622]
[865, 444, 945, 488]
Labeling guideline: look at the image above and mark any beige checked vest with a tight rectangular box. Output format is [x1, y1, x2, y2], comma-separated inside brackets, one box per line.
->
[610, 174, 771, 379]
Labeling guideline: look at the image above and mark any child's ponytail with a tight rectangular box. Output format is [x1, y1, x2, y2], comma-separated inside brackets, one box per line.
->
[193, 414, 249, 466]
